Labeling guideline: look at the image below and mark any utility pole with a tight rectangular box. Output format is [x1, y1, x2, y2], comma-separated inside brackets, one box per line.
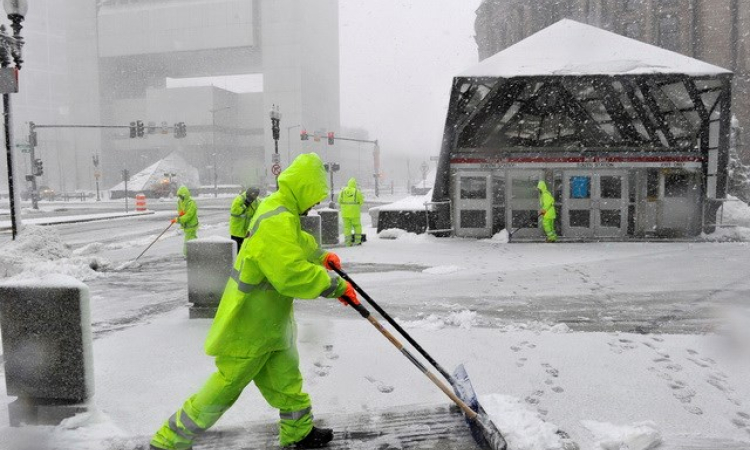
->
[286, 124, 300, 166]
[27, 121, 39, 209]
[92, 154, 100, 201]
[269, 105, 281, 190]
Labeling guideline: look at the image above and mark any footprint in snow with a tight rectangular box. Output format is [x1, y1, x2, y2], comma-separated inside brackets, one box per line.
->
[365, 376, 394, 394]
[324, 344, 339, 360]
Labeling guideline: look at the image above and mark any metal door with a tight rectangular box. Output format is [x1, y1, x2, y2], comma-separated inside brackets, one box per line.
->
[562, 170, 594, 238]
[595, 170, 628, 238]
[454, 173, 492, 238]
[506, 170, 544, 239]
[563, 170, 628, 238]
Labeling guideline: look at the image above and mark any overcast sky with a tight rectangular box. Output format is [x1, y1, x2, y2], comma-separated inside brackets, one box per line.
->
[339, 0, 482, 166]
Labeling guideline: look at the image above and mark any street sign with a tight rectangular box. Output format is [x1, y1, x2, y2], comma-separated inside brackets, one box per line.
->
[16, 143, 31, 153]
[0, 67, 18, 94]
[272, 153, 280, 164]
[271, 164, 281, 176]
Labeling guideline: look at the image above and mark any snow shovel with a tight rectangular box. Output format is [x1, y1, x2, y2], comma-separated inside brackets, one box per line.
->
[133, 221, 174, 263]
[334, 267, 507, 450]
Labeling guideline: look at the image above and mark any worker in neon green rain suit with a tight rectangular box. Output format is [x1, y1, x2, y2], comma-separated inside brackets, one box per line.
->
[172, 185, 199, 255]
[150, 153, 360, 450]
[337, 177, 364, 246]
[537, 180, 557, 242]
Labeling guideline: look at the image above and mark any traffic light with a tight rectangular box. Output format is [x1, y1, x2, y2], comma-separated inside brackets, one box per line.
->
[129, 122, 136, 138]
[33, 158, 43, 176]
[327, 132, 334, 145]
[300, 129, 308, 140]
[29, 121, 37, 146]
[136, 120, 144, 138]
[180, 122, 187, 138]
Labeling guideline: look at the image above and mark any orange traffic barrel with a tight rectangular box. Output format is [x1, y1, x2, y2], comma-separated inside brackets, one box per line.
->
[135, 193, 147, 211]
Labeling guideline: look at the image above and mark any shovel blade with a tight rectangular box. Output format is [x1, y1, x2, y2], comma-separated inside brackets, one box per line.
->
[453, 364, 507, 450]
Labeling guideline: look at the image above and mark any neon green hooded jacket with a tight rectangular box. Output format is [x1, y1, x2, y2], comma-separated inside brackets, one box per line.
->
[229, 191, 259, 238]
[176, 185, 199, 230]
[205, 153, 347, 358]
[337, 177, 364, 219]
[537, 180, 556, 220]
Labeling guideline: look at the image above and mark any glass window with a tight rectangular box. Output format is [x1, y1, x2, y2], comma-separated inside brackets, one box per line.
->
[600, 210, 622, 228]
[664, 173, 690, 197]
[460, 177, 487, 199]
[460, 210, 487, 228]
[569, 210, 591, 228]
[647, 169, 659, 199]
[658, 15, 680, 51]
[624, 0, 642, 11]
[600, 176, 622, 199]
[492, 176, 506, 206]
[511, 179, 538, 200]
[570, 176, 591, 199]
[511, 210, 538, 229]
[624, 22, 641, 39]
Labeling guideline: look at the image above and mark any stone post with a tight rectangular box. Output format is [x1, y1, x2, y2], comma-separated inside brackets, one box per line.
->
[300, 214, 322, 245]
[318, 208, 340, 246]
[0, 276, 94, 426]
[187, 237, 236, 319]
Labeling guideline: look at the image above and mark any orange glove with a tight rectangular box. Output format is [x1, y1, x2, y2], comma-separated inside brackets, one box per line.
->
[170, 218, 178, 224]
[338, 282, 360, 306]
[323, 252, 341, 270]
[178, 211, 185, 216]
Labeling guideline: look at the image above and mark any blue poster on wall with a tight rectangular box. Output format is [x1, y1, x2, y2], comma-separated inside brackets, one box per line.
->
[571, 176, 590, 198]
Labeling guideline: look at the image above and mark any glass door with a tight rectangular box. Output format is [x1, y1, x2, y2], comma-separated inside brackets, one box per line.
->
[506, 170, 544, 239]
[595, 171, 628, 238]
[454, 173, 492, 238]
[562, 170, 594, 238]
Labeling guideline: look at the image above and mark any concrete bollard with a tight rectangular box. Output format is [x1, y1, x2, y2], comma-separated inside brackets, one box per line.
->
[0, 275, 94, 426]
[300, 214, 322, 246]
[187, 237, 236, 319]
[318, 208, 340, 246]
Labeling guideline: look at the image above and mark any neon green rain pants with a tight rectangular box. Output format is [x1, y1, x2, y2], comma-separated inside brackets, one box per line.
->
[342, 216, 362, 246]
[182, 226, 198, 256]
[150, 346, 313, 450]
[542, 217, 557, 242]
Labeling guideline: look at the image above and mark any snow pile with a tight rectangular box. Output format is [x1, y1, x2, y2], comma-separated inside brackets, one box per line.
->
[401, 310, 478, 330]
[0, 225, 105, 281]
[479, 394, 564, 450]
[718, 195, 750, 226]
[487, 230, 510, 243]
[422, 265, 462, 275]
[581, 420, 662, 450]
[378, 228, 434, 242]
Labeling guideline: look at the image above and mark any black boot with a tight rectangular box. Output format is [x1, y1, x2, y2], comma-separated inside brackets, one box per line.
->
[294, 426, 333, 448]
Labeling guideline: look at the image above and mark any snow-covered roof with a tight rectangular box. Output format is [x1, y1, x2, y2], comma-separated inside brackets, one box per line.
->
[462, 19, 731, 78]
[109, 152, 200, 192]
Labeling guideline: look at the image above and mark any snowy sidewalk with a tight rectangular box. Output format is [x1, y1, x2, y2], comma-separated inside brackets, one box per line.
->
[0, 210, 155, 231]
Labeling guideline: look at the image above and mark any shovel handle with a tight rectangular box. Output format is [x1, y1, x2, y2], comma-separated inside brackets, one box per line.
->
[134, 221, 174, 262]
[341, 295, 478, 420]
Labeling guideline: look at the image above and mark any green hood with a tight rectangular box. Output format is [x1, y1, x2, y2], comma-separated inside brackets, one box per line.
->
[177, 185, 192, 200]
[347, 177, 357, 189]
[277, 153, 329, 214]
[537, 180, 550, 194]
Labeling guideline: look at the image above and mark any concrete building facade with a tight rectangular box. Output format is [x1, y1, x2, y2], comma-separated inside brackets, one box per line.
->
[474, 0, 750, 162]
[1, 0, 340, 198]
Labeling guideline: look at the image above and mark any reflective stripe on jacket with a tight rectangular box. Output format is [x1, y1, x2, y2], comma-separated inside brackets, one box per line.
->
[337, 177, 364, 219]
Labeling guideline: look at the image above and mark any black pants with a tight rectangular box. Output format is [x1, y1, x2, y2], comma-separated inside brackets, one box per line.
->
[231, 235, 244, 253]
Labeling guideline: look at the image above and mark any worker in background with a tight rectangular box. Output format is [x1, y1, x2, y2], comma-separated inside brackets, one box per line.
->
[337, 177, 365, 246]
[149, 153, 359, 450]
[537, 180, 557, 243]
[229, 186, 260, 251]
[172, 185, 199, 255]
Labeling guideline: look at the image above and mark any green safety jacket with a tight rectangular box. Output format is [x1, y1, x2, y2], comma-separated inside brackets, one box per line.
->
[176, 186, 199, 230]
[537, 180, 556, 220]
[229, 192, 259, 238]
[337, 178, 364, 219]
[205, 153, 347, 358]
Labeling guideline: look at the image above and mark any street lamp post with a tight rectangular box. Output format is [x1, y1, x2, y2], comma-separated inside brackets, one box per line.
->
[269, 105, 281, 189]
[209, 105, 233, 198]
[1, 0, 27, 240]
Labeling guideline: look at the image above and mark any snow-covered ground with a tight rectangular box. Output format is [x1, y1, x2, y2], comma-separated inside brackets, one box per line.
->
[0, 198, 749, 450]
